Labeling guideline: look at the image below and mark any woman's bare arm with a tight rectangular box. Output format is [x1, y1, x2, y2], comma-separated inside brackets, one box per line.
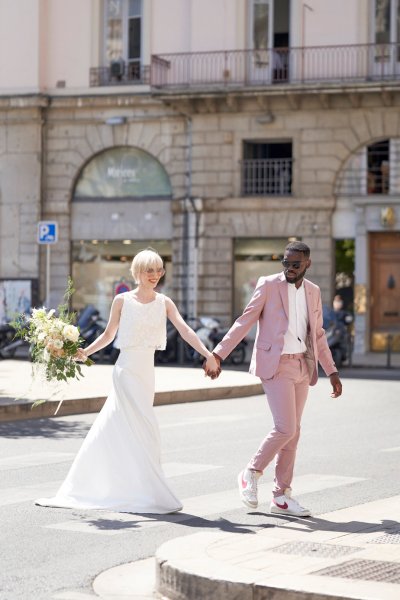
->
[76, 295, 123, 360]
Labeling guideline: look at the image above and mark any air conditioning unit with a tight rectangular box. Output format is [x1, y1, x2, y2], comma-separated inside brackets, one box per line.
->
[110, 60, 124, 79]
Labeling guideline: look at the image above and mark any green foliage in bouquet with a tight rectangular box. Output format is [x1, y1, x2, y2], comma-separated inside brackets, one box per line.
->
[12, 278, 94, 385]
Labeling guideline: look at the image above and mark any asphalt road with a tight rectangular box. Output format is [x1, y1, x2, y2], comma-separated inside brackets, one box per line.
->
[0, 375, 399, 599]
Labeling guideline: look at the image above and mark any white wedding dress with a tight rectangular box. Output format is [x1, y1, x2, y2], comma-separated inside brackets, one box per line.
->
[36, 292, 183, 514]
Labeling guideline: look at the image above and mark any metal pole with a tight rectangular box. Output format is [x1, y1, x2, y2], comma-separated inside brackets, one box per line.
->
[386, 334, 392, 369]
[46, 244, 50, 307]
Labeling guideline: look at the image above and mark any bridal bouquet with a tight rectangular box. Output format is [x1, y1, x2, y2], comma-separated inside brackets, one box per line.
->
[12, 279, 93, 386]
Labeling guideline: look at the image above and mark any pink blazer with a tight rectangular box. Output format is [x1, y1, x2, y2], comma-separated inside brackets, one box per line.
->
[213, 272, 336, 385]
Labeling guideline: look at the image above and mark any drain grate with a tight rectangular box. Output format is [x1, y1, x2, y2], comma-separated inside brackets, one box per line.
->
[312, 558, 400, 584]
[270, 541, 361, 559]
[367, 531, 400, 544]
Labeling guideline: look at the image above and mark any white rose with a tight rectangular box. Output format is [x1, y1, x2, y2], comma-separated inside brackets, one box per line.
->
[63, 324, 80, 343]
[53, 339, 64, 349]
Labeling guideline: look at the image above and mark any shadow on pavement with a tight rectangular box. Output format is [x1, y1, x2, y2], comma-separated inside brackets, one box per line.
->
[81, 512, 274, 536]
[0, 417, 91, 439]
[249, 512, 400, 535]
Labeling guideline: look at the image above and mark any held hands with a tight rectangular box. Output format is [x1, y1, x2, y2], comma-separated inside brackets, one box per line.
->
[203, 352, 221, 380]
[329, 373, 342, 398]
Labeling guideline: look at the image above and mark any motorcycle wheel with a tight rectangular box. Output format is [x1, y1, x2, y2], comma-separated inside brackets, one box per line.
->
[230, 346, 246, 365]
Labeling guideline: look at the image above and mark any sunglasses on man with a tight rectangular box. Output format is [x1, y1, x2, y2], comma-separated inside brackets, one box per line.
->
[281, 259, 306, 270]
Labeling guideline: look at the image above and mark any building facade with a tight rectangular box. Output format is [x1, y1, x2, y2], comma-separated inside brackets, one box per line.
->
[1, 0, 400, 355]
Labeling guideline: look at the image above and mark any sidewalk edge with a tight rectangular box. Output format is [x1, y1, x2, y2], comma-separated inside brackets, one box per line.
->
[0, 383, 263, 422]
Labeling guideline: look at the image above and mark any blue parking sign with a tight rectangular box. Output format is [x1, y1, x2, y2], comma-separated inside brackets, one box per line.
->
[38, 221, 58, 244]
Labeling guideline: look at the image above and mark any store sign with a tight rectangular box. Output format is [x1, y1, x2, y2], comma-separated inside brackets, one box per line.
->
[107, 166, 139, 182]
[74, 147, 172, 199]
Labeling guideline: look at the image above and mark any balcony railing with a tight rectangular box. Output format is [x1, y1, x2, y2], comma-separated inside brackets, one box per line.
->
[241, 158, 292, 196]
[151, 43, 400, 89]
[90, 62, 150, 87]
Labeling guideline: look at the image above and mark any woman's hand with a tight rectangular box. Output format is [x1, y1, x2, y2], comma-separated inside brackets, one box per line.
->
[75, 348, 88, 362]
[204, 353, 221, 379]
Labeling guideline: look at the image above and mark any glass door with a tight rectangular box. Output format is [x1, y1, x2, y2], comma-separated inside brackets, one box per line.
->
[372, 0, 400, 78]
[248, 0, 274, 84]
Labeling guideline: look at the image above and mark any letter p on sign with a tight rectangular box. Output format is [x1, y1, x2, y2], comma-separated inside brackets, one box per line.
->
[38, 221, 58, 244]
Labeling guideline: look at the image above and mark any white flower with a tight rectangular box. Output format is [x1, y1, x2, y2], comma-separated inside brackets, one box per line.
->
[63, 324, 80, 343]
[52, 339, 64, 350]
[38, 332, 47, 342]
[47, 309, 55, 318]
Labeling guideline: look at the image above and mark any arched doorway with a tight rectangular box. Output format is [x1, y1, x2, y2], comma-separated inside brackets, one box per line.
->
[71, 146, 173, 317]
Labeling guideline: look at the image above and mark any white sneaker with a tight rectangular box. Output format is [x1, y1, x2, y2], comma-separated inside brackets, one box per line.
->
[270, 489, 311, 517]
[238, 468, 261, 508]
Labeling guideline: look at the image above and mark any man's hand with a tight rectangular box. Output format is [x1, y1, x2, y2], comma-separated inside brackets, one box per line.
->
[203, 352, 221, 380]
[329, 372, 342, 398]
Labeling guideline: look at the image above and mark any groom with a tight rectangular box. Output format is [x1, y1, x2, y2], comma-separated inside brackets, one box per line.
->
[208, 241, 342, 517]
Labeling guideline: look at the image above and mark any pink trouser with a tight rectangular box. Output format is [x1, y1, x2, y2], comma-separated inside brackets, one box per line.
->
[247, 353, 310, 497]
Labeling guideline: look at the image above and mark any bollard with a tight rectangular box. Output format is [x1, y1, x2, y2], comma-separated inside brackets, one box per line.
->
[386, 334, 393, 369]
[347, 331, 353, 368]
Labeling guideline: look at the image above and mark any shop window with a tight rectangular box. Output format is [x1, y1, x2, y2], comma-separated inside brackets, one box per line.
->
[72, 239, 172, 319]
[241, 141, 292, 195]
[233, 237, 288, 319]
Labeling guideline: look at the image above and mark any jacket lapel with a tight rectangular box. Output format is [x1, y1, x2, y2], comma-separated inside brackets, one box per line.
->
[304, 278, 314, 333]
[278, 272, 289, 319]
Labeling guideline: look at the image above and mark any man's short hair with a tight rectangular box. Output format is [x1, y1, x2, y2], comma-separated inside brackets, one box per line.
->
[285, 241, 310, 258]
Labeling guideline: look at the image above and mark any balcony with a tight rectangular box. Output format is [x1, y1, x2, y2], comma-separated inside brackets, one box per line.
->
[241, 158, 292, 196]
[90, 62, 150, 87]
[151, 43, 400, 90]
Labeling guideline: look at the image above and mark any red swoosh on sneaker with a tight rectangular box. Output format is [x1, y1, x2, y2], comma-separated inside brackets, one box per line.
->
[274, 500, 288, 509]
[241, 474, 247, 489]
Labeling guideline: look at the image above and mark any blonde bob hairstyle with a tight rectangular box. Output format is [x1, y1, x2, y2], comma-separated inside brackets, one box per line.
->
[130, 248, 164, 284]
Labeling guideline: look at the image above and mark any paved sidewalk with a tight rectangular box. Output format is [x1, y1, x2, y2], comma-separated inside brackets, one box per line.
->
[0, 360, 262, 422]
[92, 494, 400, 600]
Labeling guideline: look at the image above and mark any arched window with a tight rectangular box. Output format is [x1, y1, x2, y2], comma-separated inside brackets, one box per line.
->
[73, 147, 172, 200]
[335, 138, 400, 196]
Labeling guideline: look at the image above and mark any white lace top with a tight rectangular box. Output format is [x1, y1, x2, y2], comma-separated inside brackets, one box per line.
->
[116, 292, 167, 351]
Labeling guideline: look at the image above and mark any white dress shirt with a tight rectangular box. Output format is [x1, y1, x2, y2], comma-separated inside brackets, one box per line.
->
[281, 281, 308, 354]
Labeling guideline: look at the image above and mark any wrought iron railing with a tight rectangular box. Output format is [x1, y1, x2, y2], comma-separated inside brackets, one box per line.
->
[90, 62, 150, 87]
[241, 158, 292, 196]
[151, 43, 400, 89]
[335, 165, 395, 196]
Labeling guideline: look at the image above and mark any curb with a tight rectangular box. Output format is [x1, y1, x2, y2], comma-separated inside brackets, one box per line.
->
[0, 382, 263, 423]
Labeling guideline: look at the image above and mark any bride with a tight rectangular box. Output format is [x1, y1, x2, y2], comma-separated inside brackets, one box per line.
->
[36, 248, 220, 514]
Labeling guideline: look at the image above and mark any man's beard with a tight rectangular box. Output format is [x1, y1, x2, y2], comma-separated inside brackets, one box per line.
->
[284, 267, 308, 284]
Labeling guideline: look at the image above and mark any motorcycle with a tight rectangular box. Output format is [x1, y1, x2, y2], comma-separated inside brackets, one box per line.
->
[155, 317, 202, 364]
[77, 305, 119, 364]
[323, 306, 353, 368]
[155, 313, 249, 366]
[0, 322, 29, 359]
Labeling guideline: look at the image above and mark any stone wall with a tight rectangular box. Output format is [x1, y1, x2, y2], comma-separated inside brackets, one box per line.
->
[0, 98, 43, 287]
[2, 89, 400, 352]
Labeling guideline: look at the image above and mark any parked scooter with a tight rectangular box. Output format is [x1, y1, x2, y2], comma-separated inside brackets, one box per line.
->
[0, 322, 29, 359]
[323, 306, 353, 367]
[77, 305, 119, 364]
[155, 314, 249, 366]
[155, 317, 201, 364]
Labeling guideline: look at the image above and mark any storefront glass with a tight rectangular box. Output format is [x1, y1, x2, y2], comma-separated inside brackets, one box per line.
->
[72, 240, 172, 319]
[233, 237, 288, 319]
